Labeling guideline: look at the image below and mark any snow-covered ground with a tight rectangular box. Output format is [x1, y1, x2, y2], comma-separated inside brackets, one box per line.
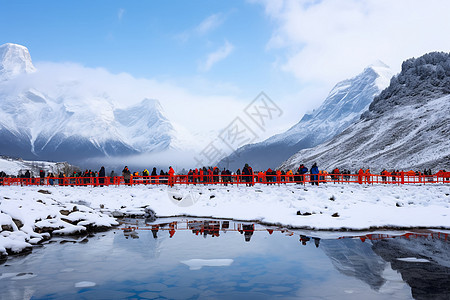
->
[1, 183, 449, 258]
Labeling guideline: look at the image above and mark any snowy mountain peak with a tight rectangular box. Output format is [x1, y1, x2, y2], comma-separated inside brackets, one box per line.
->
[218, 63, 393, 170]
[0, 43, 36, 80]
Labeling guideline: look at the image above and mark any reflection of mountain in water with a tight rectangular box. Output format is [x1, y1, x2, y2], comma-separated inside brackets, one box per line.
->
[372, 236, 450, 300]
[321, 238, 387, 290]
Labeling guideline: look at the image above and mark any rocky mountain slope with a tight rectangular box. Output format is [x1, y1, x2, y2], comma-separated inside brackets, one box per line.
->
[280, 52, 450, 172]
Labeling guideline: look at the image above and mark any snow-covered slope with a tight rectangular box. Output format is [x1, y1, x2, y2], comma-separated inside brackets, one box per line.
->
[0, 155, 79, 176]
[115, 98, 175, 152]
[280, 52, 450, 172]
[0, 43, 179, 163]
[218, 63, 393, 171]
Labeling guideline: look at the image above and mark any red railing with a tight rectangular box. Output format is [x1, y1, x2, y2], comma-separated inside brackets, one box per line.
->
[1, 172, 449, 187]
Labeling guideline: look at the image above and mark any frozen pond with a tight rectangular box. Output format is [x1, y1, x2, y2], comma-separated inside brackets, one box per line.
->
[0, 218, 449, 299]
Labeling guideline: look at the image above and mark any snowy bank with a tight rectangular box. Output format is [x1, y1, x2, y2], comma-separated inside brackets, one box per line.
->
[1, 184, 449, 257]
[0, 188, 117, 258]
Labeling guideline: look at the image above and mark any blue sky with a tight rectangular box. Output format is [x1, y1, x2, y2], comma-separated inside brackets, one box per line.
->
[0, 1, 282, 95]
[1, 0, 450, 137]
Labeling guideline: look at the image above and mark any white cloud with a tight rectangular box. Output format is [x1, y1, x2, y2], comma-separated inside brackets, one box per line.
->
[118, 8, 125, 21]
[200, 40, 235, 71]
[258, 0, 450, 86]
[195, 13, 225, 35]
[176, 13, 226, 42]
[27, 61, 244, 135]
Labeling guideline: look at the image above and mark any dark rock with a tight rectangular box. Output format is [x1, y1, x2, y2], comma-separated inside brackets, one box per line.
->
[12, 218, 23, 229]
[37, 189, 51, 194]
[60, 240, 76, 244]
[61, 218, 76, 225]
[332, 212, 340, 217]
[1, 224, 13, 232]
[297, 211, 312, 216]
[60, 210, 70, 216]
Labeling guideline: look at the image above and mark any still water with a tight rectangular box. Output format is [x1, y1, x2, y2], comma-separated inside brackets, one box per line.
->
[0, 218, 449, 300]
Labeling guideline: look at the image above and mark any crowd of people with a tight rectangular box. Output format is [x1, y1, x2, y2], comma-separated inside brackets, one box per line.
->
[0, 163, 448, 186]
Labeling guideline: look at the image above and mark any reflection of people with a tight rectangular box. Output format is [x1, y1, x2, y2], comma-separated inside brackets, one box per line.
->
[300, 235, 310, 245]
[124, 228, 139, 239]
[169, 221, 177, 238]
[242, 224, 254, 242]
[313, 237, 320, 248]
[151, 225, 159, 239]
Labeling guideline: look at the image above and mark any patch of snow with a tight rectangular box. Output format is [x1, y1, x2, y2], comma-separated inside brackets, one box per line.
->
[396, 257, 430, 263]
[181, 258, 234, 270]
[75, 281, 96, 288]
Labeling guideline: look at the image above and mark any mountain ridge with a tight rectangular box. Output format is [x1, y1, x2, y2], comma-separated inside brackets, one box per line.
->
[279, 51, 450, 172]
[218, 63, 393, 170]
[0, 43, 178, 164]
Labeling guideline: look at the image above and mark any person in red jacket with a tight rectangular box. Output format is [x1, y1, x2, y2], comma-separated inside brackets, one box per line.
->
[365, 168, 371, 184]
[358, 169, 364, 184]
[168, 166, 175, 187]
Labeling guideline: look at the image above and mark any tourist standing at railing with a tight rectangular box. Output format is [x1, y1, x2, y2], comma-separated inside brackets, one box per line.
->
[365, 168, 371, 184]
[199, 168, 204, 183]
[331, 168, 340, 182]
[24, 170, 31, 185]
[276, 169, 281, 184]
[122, 166, 131, 186]
[286, 169, 293, 182]
[39, 169, 45, 185]
[150, 167, 157, 184]
[142, 168, 149, 185]
[213, 167, 219, 183]
[242, 164, 254, 186]
[310, 163, 319, 186]
[381, 169, 388, 183]
[358, 168, 364, 184]
[168, 166, 175, 187]
[99, 166, 106, 187]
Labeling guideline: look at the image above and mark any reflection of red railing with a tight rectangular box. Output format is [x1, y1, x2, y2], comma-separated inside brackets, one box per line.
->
[339, 231, 449, 242]
[1, 172, 449, 187]
[120, 219, 449, 244]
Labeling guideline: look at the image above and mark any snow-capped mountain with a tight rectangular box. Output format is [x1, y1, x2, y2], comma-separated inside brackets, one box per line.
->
[0, 43, 178, 163]
[218, 63, 393, 170]
[0, 43, 36, 81]
[280, 52, 450, 172]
